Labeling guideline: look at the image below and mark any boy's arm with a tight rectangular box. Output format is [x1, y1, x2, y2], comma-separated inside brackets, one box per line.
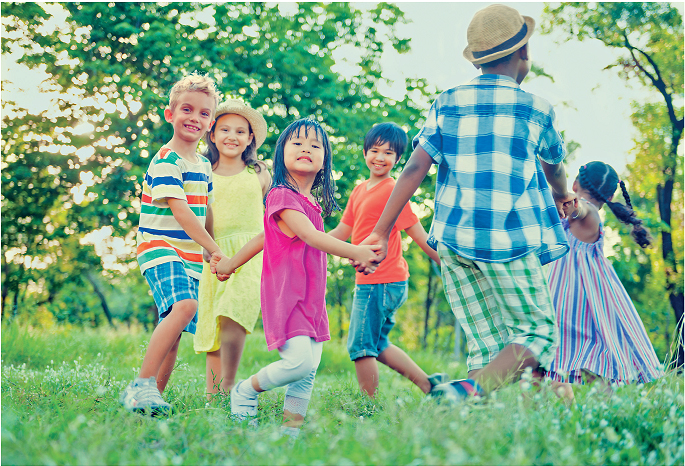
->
[278, 209, 380, 270]
[203, 205, 215, 263]
[359, 145, 433, 265]
[540, 160, 574, 219]
[328, 222, 352, 242]
[212, 231, 265, 279]
[404, 222, 440, 264]
[168, 198, 223, 257]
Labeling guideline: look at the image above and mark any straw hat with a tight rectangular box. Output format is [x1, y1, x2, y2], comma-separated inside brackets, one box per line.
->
[213, 99, 268, 149]
[463, 4, 535, 65]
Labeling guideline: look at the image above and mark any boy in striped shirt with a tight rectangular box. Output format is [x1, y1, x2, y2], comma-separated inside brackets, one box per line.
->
[120, 73, 227, 416]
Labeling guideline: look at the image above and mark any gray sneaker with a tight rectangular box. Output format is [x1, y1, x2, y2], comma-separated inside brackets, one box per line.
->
[120, 376, 171, 416]
[230, 379, 258, 422]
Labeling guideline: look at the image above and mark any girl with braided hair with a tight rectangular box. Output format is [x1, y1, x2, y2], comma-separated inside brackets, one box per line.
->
[546, 161, 661, 402]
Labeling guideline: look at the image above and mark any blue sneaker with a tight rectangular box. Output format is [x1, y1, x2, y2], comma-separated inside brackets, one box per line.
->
[428, 378, 484, 404]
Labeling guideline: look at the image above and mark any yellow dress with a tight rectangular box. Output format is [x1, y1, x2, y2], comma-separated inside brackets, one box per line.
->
[194, 167, 264, 353]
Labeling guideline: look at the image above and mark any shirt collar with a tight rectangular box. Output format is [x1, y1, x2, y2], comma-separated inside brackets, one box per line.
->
[471, 74, 520, 88]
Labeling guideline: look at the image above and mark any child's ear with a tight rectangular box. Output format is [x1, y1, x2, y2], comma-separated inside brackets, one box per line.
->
[248, 132, 254, 145]
[519, 43, 529, 61]
[164, 107, 173, 123]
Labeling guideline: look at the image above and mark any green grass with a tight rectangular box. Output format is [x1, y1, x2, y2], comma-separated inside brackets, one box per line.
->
[2, 325, 683, 465]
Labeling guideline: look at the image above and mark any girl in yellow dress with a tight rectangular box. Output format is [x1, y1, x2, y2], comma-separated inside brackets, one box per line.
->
[195, 100, 270, 398]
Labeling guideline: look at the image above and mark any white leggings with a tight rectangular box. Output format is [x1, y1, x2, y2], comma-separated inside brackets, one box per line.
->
[256, 335, 323, 402]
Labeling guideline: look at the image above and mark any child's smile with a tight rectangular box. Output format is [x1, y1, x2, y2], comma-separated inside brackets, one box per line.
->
[211, 113, 253, 160]
[364, 142, 397, 180]
[284, 130, 324, 177]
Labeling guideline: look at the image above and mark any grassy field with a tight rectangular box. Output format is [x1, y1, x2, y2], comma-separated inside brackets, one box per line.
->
[2, 324, 683, 465]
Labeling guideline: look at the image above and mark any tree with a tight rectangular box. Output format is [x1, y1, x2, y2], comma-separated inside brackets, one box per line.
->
[541, 2, 684, 368]
[1, 3, 433, 329]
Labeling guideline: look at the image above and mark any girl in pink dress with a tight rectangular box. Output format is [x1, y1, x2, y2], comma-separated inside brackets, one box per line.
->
[547, 161, 662, 402]
[211, 118, 380, 439]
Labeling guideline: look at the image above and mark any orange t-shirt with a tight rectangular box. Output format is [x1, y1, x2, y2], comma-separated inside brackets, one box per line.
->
[340, 178, 419, 285]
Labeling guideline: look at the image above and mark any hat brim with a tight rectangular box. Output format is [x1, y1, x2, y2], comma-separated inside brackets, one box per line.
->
[463, 16, 535, 65]
[213, 104, 268, 149]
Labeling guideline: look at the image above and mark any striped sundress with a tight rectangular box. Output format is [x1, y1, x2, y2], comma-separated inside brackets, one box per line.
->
[546, 219, 662, 384]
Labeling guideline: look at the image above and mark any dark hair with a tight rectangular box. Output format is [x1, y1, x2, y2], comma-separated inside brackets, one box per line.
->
[480, 50, 516, 68]
[203, 113, 262, 173]
[269, 118, 340, 217]
[577, 161, 652, 248]
[363, 122, 408, 161]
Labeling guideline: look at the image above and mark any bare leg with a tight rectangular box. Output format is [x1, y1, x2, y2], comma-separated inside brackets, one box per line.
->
[377, 344, 431, 394]
[205, 350, 222, 399]
[217, 316, 247, 393]
[283, 411, 304, 427]
[552, 381, 575, 405]
[139, 299, 197, 388]
[471, 343, 539, 394]
[157, 334, 181, 393]
[354, 356, 380, 397]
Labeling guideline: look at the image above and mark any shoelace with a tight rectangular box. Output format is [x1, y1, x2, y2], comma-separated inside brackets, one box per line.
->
[134, 384, 165, 404]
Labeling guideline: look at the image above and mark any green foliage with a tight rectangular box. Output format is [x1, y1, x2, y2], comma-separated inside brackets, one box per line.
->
[1, 3, 434, 335]
[2, 325, 683, 465]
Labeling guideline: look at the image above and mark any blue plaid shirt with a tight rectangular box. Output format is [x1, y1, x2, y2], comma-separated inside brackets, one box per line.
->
[415, 74, 569, 265]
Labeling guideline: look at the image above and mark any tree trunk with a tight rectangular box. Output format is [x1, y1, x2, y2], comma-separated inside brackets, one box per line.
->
[658, 125, 684, 371]
[423, 262, 434, 350]
[84, 272, 114, 327]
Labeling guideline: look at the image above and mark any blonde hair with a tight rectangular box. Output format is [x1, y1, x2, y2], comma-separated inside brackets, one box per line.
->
[168, 72, 220, 113]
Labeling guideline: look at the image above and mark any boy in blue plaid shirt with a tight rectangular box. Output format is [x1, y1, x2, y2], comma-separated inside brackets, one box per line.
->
[359, 4, 575, 399]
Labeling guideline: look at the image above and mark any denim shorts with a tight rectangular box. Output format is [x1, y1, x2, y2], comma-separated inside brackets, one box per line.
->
[347, 281, 408, 361]
[143, 261, 199, 334]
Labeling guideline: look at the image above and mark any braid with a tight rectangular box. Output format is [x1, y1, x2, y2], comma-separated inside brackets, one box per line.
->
[605, 184, 653, 248]
[578, 166, 607, 202]
[579, 161, 652, 248]
[619, 180, 632, 209]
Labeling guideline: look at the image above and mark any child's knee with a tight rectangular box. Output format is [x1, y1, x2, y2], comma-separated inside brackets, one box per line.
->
[171, 299, 197, 321]
[283, 355, 317, 381]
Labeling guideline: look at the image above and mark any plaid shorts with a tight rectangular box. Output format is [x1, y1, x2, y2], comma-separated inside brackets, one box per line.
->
[438, 243, 558, 372]
[143, 261, 199, 334]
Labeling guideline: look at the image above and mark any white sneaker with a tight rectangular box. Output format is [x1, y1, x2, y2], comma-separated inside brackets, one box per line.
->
[230, 379, 258, 421]
[120, 376, 171, 416]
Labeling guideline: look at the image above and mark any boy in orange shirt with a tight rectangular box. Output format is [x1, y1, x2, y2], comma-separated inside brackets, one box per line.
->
[329, 122, 445, 397]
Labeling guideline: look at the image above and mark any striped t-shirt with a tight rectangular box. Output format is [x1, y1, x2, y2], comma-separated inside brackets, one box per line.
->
[136, 147, 214, 280]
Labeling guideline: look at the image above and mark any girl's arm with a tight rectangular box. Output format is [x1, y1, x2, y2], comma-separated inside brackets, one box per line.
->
[277, 209, 380, 270]
[211, 231, 265, 280]
[256, 161, 272, 198]
[168, 198, 225, 259]
[328, 222, 352, 242]
[566, 198, 601, 243]
[404, 221, 440, 264]
[203, 205, 215, 263]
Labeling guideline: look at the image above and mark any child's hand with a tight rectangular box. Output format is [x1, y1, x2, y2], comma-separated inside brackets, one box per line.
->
[352, 244, 382, 274]
[203, 248, 212, 263]
[562, 198, 578, 219]
[356, 232, 388, 274]
[553, 192, 576, 219]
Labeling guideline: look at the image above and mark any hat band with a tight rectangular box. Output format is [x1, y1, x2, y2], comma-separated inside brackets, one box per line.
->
[472, 23, 528, 59]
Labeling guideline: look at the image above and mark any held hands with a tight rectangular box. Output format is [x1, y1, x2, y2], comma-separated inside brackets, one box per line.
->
[209, 251, 232, 282]
[203, 248, 212, 263]
[552, 191, 576, 220]
[562, 198, 582, 220]
[353, 232, 388, 275]
[351, 243, 382, 274]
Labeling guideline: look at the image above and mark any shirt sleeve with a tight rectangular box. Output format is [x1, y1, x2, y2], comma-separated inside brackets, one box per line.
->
[538, 107, 567, 165]
[395, 201, 419, 232]
[148, 157, 186, 203]
[265, 187, 307, 222]
[412, 98, 443, 165]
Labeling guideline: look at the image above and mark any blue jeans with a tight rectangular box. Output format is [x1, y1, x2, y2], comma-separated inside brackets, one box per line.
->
[347, 281, 408, 361]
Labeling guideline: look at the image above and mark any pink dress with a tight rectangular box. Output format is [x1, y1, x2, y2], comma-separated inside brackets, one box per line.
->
[261, 187, 331, 351]
[547, 219, 662, 384]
